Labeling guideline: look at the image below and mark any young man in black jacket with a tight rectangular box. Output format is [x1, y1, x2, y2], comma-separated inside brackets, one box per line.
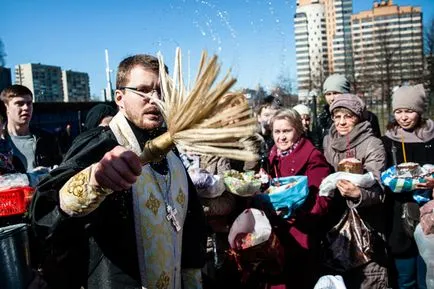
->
[0, 85, 62, 173]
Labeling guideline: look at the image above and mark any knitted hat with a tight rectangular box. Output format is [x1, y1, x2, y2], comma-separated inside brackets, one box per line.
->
[323, 74, 351, 94]
[293, 104, 311, 116]
[392, 84, 427, 114]
[330, 93, 366, 119]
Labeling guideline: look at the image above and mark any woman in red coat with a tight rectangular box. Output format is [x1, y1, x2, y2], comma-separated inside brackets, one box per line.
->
[266, 109, 332, 289]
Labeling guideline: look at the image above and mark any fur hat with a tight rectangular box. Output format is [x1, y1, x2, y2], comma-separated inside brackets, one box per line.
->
[323, 74, 351, 94]
[392, 84, 427, 115]
[330, 94, 366, 119]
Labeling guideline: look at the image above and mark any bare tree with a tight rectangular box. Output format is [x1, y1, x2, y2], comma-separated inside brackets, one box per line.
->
[355, 23, 404, 128]
[272, 75, 297, 107]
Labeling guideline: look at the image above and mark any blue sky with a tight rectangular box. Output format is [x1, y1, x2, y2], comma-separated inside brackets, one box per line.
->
[2, 0, 433, 100]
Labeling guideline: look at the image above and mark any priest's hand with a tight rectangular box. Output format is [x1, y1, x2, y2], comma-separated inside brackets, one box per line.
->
[91, 146, 142, 191]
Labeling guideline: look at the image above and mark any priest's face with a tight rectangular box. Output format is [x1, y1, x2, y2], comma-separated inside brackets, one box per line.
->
[116, 66, 163, 130]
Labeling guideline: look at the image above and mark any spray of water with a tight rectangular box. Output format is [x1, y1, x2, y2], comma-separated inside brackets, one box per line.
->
[157, 0, 296, 91]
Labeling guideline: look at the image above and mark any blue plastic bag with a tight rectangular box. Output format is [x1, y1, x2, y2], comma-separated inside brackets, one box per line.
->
[381, 165, 433, 205]
[381, 165, 434, 193]
[256, 176, 309, 219]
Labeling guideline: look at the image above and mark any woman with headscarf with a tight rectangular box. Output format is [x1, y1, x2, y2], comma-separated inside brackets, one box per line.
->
[382, 85, 434, 289]
[84, 104, 117, 130]
[323, 94, 388, 289]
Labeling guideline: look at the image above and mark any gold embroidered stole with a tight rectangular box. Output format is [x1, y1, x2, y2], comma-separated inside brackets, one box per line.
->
[109, 112, 189, 289]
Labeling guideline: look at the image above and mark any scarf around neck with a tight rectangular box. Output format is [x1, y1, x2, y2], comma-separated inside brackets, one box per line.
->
[328, 121, 373, 152]
[277, 137, 301, 157]
[385, 119, 434, 143]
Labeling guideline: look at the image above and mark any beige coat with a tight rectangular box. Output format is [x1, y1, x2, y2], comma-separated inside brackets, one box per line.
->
[323, 121, 387, 227]
[323, 121, 389, 289]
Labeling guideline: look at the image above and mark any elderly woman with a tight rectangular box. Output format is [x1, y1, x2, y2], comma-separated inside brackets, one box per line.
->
[265, 109, 331, 289]
[323, 94, 388, 289]
[382, 85, 434, 289]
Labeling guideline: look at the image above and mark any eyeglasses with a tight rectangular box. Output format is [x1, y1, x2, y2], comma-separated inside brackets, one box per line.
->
[332, 114, 357, 122]
[118, 86, 161, 98]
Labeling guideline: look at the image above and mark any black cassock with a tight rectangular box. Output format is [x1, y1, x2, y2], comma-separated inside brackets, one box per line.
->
[29, 124, 207, 289]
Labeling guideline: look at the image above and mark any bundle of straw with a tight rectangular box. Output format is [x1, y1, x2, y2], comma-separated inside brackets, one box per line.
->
[139, 48, 259, 163]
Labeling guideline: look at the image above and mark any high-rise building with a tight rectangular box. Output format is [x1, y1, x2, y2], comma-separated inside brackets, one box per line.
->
[15, 63, 64, 102]
[295, 0, 329, 101]
[324, 0, 353, 77]
[294, 0, 353, 101]
[0, 66, 12, 93]
[351, 0, 423, 96]
[62, 70, 90, 102]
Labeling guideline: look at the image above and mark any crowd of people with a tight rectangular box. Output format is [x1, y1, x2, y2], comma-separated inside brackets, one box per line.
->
[0, 53, 433, 289]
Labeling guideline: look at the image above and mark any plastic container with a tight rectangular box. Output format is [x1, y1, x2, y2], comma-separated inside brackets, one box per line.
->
[414, 224, 434, 289]
[0, 187, 35, 217]
[0, 173, 29, 189]
[0, 223, 33, 289]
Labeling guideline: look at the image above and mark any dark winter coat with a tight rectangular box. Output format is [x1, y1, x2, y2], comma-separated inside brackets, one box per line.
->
[382, 120, 434, 257]
[29, 125, 207, 289]
[5, 126, 62, 173]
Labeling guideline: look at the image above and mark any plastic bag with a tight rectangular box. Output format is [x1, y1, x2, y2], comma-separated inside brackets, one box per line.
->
[420, 201, 434, 235]
[319, 172, 376, 197]
[0, 173, 29, 190]
[256, 176, 308, 219]
[314, 275, 347, 289]
[224, 170, 261, 197]
[227, 209, 284, 282]
[228, 208, 271, 249]
[27, 166, 51, 188]
[381, 164, 434, 193]
[414, 224, 434, 289]
[322, 207, 375, 272]
[188, 168, 225, 199]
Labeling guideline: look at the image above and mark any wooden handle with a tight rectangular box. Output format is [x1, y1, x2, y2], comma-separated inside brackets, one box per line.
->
[139, 132, 174, 164]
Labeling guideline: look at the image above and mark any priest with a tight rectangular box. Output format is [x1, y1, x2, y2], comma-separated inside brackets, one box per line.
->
[29, 54, 207, 289]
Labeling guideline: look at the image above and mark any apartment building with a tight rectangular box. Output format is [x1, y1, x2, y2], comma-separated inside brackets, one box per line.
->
[295, 0, 353, 101]
[15, 63, 64, 102]
[351, 0, 423, 96]
[15, 63, 91, 102]
[62, 70, 91, 102]
[324, 0, 353, 76]
[295, 0, 329, 101]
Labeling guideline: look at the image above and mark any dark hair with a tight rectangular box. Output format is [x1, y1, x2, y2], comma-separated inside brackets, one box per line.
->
[116, 54, 169, 89]
[256, 95, 282, 115]
[0, 85, 33, 104]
